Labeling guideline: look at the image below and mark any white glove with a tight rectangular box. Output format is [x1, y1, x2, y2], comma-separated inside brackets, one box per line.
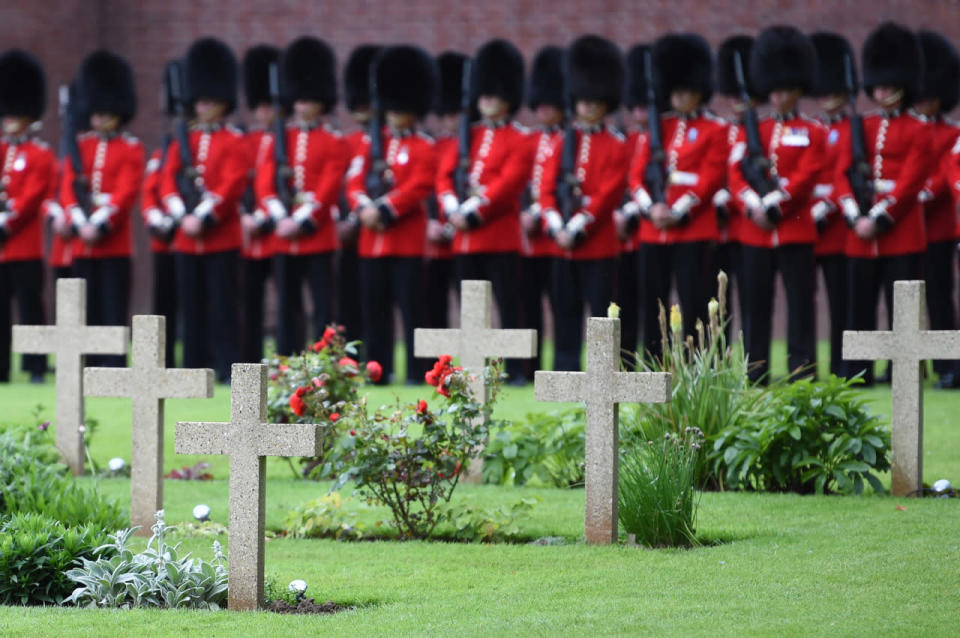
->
[265, 197, 288, 220]
[192, 197, 216, 220]
[292, 202, 316, 223]
[841, 197, 861, 224]
[868, 199, 891, 221]
[741, 189, 762, 212]
[633, 187, 653, 212]
[811, 200, 832, 222]
[544, 209, 564, 235]
[165, 195, 187, 220]
[68, 205, 88, 227]
[459, 196, 484, 217]
[354, 193, 374, 210]
[671, 193, 697, 218]
[146, 208, 166, 227]
[761, 190, 787, 209]
[441, 193, 460, 217]
[566, 212, 594, 235]
[621, 200, 641, 219]
[89, 205, 115, 226]
[46, 201, 65, 221]
[712, 188, 731, 208]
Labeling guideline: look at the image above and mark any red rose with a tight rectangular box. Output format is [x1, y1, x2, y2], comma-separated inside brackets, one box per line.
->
[338, 357, 359, 376]
[417, 399, 428, 414]
[349, 429, 356, 436]
[324, 326, 337, 341]
[279, 364, 290, 371]
[312, 377, 324, 388]
[289, 394, 306, 416]
[425, 370, 437, 386]
[438, 354, 452, 366]
[436, 385, 450, 398]
[330, 412, 340, 422]
[295, 386, 307, 397]
[365, 360, 383, 383]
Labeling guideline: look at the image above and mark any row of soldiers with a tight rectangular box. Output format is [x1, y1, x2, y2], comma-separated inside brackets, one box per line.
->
[0, 22, 957, 386]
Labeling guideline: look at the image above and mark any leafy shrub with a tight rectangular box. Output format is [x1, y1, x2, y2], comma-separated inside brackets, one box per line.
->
[712, 374, 890, 494]
[618, 428, 703, 548]
[442, 497, 539, 543]
[0, 512, 112, 605]
[482, 409, 585, 488]
[332, 357, 505, 539]
[63, 510, 228, 609]
[264, 575, 303, 606]
[283, 493, 366, 540]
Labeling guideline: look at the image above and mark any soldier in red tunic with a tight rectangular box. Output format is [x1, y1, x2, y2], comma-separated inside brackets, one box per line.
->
[257, 37, 348, 357]
[346, 46, 437, 384]
[836, 23, 934, 386]
[0, 50, 54, 382]
[160, 38, 249, 383]
[628, 34, 728, 361]
[540, 35, 629, 371]
[238, 44, 280, 363]
[48, 82, 85, 283]
[62, 50, 144, 367]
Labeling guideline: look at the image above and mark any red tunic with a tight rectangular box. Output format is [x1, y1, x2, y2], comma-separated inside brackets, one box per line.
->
[436, 121, 534, 255]
[61, 132, 144, 259]
[729, 114, 827, 248]
[0, 136, 55, 262]
[921, 117, 960, 245]
[346, 128, 437, 258]
[813, 117, 849, 257]
[257, 123, 348, 256]
[141, 148, 171, 254]
[425, 134, 456, 260]
[629, 111, 728, 245]
[523, 127, 562, 258]
[160, 124, 249, 255]
[243, 129, 276, 260]
[836, 111, 933, 258]
[44, 160, 72, 268]
[539, 123, 629, 260]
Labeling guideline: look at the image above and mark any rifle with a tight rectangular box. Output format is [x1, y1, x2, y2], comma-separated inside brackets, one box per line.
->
[59, 84, 91, 219]
[844, 54, 873, 217]
[453, 58, 473, 206]
[734, 51, 782, 222]
[168, 62, 203, 213]
[364, 62, 389, 201]
[558, 96, 581, 222]
[642, 50, 667, 213]
[269, 62, 295, 212]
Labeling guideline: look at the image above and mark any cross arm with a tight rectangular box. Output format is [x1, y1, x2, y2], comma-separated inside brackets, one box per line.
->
[611, 372, 672, 404]
[175, 421, 225, 455]
[534, 371, 587, 404]
[82, 327, 130, 355]
[842, 330, 897, 360]
[11, 326, 60, 354]
[413, 329, 462, 358]
[479, 329, 538, 359]
[159, 368, 215, 399]
[83, 367, 132, 397]
[257, 423, 325, 457]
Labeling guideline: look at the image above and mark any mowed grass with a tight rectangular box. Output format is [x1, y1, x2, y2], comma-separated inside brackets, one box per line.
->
[0, 341, 958, 637]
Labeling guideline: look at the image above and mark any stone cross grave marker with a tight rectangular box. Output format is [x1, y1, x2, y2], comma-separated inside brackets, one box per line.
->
[84, 315, 214, 534]
[12, 278, 128, 475]
[535, 318, 671, 544]
[176, 363, 322, 611]
[414, 279, 537, 482]
[843, 280, 960, 496]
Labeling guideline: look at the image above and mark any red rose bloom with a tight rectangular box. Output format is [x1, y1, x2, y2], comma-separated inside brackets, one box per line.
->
[417, 399, 428, 414]
[365, 360, 383, 383]
[289, 394, 306, 416]
[330, 412, 340, 422]
[295, 386, 307, 397]
[338, 357, 359, 376]
[349, 429, 356, 436]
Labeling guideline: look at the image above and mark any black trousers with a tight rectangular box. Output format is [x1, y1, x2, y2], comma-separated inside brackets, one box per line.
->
[520, 256, 554, 380]
[274, 252, 334, 357]
[639, 241, 713, 361]
[239, 257, 272, 363]
[359, 256, 423, 384]
[175, 251, 239, 383]
[924, 241, 957, 377]
[152, 251, 178, 367]
[817, 253, 848, 378]
[420, 256, 455, 380]
[336, 246, 364, 341]
[0, 259, 45, 381]
[617, 250, 640, 363]
[73, 257, 130, 368]
[552, 258, 616, 371]
[740, 243, 816, 383]
[52, 266, 73, 281]
[456, 252, 524, 380]
[847, 253, 923, 385]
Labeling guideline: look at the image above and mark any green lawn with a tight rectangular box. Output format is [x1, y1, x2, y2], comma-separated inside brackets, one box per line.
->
[0, 342, 958, 636]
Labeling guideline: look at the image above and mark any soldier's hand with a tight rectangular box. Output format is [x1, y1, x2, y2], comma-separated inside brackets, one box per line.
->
[276, 217, 301, 238]
[521, 209, 541, 235]
[181, 214, 203, 237]
[52, 215, 72, 238]
[649, 203, 672, 229]
[337, 217, 359, 242]
[555, 229, 575, 250]
[241, 214, 259, 234]
[749, 206, 777, 231]
[449, 212, 470, 231]
[427, 219, 451, 244]
[854, 216, 877, 240]
[79, 223, 100, 244]
[358, 205, 383, 230]
[614, 209, 629, 241]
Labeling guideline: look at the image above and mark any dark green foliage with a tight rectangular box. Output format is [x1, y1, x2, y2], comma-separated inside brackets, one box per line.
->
[482, 409, 585, 488]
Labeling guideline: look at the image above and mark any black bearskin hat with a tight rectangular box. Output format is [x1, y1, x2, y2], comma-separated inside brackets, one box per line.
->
[810, 32, 857, 98]
[472, 39, 524, 113]
[281, 37, 337, 108]
[751, 26, 817, 98]
[77, 50, 137, 125]
[862, 22, 923, 102]
[653, 34, 713, 102]
[0, 49, 46, 120]
[527, 45, 565, 110]
[624, 44, 651, 109]
[243, 44, 280, 110]
[917, 31, 960, 112]
[185, 37, 238, 114]
[716, 35, 755, 98]
[375, 45, 436, 117]
[344, 44, 381, 111]
[435, 51, 468, 116]
[567, 35, 623, 110]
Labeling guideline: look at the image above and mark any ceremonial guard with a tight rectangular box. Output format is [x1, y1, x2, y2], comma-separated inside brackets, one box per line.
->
[160, 38, 248, 383]
[48, 82, 84, 282]
[914, 31, 960, 387]
[729, 26, 825, 382]
[239, 44, 281, 362]
[628, 33, 727, 360]
[521, 45, 564, 379]
[61, 50, 144, 367]
[540, 35, 629, 372]
[837, 23, 933, 385]
[257, 36, 347, 356]
[0, 50, 53, 382]
[436, 38, 533, 380]
[346, 45, 437, 383]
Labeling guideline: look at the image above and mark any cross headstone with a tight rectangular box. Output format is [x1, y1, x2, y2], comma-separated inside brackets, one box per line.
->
[414, 279, 537, 482]
[84, 315, 214, 534]
[843, 280, 960, 496]
[175, 363, 323, 611]
[12, 278, 128, 475]
[535, 318, 671, 544]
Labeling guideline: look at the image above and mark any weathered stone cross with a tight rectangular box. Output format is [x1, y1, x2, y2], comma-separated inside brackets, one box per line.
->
[12, 278, 128, 475]
[84, 315, 214, 534]
[414, 279, 537, 482]
[843, 280, 960, 496]
[175, 363, 323, 611]
[535, 318, 671, 544]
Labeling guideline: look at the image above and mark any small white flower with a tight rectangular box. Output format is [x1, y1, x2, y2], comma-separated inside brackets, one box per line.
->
[108, 457, 125, 472]
[78, 424, 87, 434]
[193, 504, 211, 522]
[289, 579, 308, 595]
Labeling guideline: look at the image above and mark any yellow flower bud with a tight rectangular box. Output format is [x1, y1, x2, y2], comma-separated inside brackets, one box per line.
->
[607, 302, 621, 319]
[708, 298, 719, 321]
[670, 304, 682, 335]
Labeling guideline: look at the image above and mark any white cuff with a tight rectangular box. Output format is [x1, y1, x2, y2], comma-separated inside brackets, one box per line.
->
[354, 193, 373, 210]
[193, 197, 216, 219]
[441, 193, 460, 217]
[566, 212, 594, 235]
[89, 205, 115, 226]
[46, 201, 65, 220]
[621, 200, 641, 218]
[526, 202, 542, 218]
[712, 188, 731, 208]
[671, 193, 698, 217]
[165, 195, 187, 220]
[841, 197, 861, 223]
[69, 205, 88, 226]
[741, 189, 762, 211]
[92, 193, 112, 208]
[265, 197, 287, 221]
[292, 202, 316, 223]
[146, 208, 166, 227]
[545, 209, 564, 234]
[868, 199, 891, 221]
[811, 200, 832, 222]
[459, 196, 484, 217]
[633, 187, 653, 212]
[761, 190, 787, 209]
